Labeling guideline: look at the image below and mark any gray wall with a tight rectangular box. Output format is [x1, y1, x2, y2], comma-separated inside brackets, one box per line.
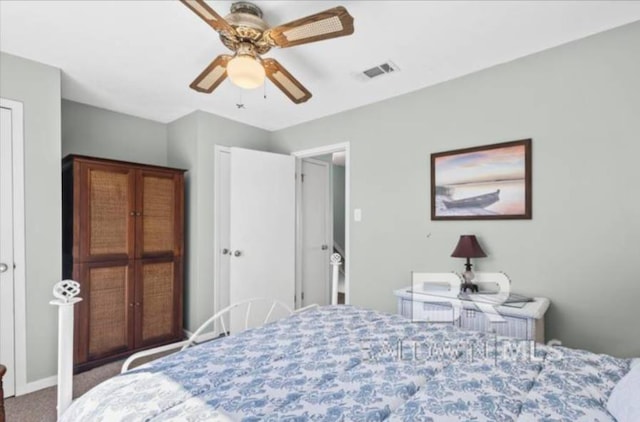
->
[62, 100, 167, 166]
[167, 110, 270, 331]
[167, 112, 199, 330]
[61, 102, 272, 335]
[0, 52, 62, 382]
[310, 154, 346, 250]
[269, 22, 640, 358]
[332, 164, 346, 251]
[4, 20, 639, 389]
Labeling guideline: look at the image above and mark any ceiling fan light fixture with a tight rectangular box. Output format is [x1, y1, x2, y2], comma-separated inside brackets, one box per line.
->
[227, 54, 265, 89]
[180, 1, 354, 102]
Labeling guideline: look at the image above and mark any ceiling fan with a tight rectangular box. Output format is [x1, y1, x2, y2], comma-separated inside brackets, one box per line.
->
[179, 0, 354, 104]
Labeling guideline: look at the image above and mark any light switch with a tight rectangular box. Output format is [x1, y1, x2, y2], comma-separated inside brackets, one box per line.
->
[354, 208, 362, 222]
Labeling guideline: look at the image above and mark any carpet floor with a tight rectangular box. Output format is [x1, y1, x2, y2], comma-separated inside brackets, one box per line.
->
[5, 352, 171, 422]
[5, 359, 122, 422]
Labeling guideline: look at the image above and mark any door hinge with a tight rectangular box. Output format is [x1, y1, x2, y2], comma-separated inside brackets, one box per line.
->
[300, 173, 305, 182]
[301, 292, 305, 301]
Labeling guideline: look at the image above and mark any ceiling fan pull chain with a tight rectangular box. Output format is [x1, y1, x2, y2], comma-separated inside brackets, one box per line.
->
[236, 89, 245, 109]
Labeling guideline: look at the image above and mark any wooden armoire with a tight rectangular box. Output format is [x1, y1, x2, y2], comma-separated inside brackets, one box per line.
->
[62, 155, 185, 371]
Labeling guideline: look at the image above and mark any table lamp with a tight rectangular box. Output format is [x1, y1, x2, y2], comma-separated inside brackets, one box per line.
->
[451, 235, 486, 293]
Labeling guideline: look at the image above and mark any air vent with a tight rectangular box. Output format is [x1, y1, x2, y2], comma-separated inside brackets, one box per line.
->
[360, 61, 400, 80]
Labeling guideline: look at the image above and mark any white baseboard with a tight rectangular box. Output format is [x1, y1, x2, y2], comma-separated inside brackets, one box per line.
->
[16, 375, 57, 396]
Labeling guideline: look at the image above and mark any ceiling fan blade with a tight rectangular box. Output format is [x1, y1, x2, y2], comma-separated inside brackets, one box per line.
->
[179, 0, 236, 37]
[190, 54, 232, 93]
[263, 59, 312, 104]
[262, 6, 354, 48]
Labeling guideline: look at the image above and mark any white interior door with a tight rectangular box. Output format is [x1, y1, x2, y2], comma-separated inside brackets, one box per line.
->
[0, 106, 16, 398]
[229, 147, 295, 332]
[300, 158, 332, 307]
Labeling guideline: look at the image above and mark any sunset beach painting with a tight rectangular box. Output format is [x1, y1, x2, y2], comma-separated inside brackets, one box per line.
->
[431, 139, 531, 220]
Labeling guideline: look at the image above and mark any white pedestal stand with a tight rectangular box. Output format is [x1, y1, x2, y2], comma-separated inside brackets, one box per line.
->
[330, 253, 342, 305]
[50, 280, 82, 419]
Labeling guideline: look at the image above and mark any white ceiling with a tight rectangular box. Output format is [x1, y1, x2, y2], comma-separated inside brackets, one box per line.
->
[1, 1, 639, 131]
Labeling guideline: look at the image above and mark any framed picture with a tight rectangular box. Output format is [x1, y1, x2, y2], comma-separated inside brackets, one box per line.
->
[431, 139, 531, 220]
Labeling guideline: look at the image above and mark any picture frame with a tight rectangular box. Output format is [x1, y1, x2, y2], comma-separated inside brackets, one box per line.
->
[431, 139, 532, 220]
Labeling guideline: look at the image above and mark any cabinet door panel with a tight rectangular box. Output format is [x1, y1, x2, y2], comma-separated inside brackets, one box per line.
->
[74, 262, 135, 364]
[136, 171, 184, 258]
[80, 162, 136, 261]
[135, 258, 182, 348]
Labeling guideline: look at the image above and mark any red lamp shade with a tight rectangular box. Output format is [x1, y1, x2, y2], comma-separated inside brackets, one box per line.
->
[451, 235, 487, 258]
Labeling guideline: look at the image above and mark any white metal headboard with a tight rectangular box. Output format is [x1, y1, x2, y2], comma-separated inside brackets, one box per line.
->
[53, 252, 343, 417]
[119, 297, 312, 373]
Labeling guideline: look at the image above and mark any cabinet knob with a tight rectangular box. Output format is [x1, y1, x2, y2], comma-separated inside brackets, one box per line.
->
[135, 302, 141, 307]
[136, 212, 142, 216]
[130, 211, 135, 216]
[233, 250, 242, 257]
[221, 248, 229, 255]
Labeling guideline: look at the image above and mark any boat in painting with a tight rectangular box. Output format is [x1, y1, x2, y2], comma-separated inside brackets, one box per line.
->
[443, 189, 500, 209]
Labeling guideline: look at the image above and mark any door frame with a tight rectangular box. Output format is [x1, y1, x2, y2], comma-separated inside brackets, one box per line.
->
[0, 98, 26, 396]
[292, 142, 351, 305]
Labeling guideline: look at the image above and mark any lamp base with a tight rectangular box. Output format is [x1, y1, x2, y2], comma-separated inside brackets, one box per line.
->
[461, 282, 479, 293]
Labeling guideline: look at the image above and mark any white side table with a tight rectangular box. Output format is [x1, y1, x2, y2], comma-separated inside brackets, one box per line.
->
[394, 288, 550, 342]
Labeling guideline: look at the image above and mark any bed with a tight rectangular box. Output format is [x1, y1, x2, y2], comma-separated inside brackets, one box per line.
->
[60, 305, 630, 421]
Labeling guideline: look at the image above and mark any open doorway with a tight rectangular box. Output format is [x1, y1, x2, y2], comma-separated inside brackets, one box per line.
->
[293, 143, 350, 307]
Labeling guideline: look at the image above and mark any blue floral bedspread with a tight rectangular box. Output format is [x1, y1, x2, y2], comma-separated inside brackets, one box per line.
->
[61, 306, 629, 421]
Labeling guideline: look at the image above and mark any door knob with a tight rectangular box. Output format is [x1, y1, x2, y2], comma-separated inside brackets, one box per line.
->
[0, 263, 8, 273]
[233, 250, 242, 257]
[321, 245, 329, 250]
